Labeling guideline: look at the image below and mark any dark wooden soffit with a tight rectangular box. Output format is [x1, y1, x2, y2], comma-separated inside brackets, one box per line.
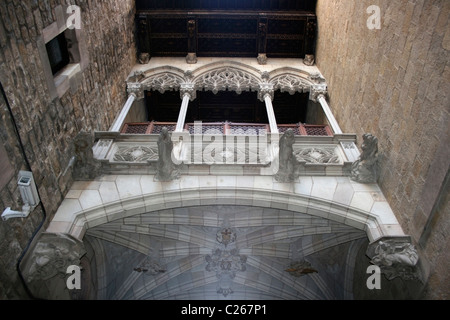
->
[136, 0, 317, 12]
[136, 1, 317, 60]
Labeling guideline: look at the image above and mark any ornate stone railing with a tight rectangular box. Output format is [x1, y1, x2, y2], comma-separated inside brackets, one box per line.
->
[93, 128, 359, 177]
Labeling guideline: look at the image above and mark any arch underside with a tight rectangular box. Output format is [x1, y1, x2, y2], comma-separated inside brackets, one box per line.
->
[47, 173, 408, 300]
[85, 205, 368, 300]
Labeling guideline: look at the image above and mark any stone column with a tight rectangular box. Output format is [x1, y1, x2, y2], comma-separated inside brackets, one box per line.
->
[259, 84, 279, 134]
[110, 93, 136, 132]
[176, 84, 196, 133]
[316, 93, 343, 135]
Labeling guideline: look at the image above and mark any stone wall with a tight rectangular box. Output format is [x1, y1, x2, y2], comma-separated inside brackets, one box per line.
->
[0, 0, 136, 299]
[316, 0, 449, 299]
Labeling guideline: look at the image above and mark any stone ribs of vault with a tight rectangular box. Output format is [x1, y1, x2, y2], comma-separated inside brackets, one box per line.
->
[45, 174, 407, 299]
[85, 205, 367, 300]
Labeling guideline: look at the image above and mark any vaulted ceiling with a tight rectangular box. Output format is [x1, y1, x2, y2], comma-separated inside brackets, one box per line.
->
[84, 205, 368, 300]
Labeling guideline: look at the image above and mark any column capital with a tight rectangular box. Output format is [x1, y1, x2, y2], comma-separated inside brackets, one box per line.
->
[309, 83, 328, 102]
[258, 83, 275, 102]
[127, 82, 145, 100]
[180, 82, 197, 101]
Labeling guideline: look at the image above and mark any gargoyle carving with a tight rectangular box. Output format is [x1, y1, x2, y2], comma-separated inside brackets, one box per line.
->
[155, 127, 180, 181]
[368, 239, 422, 281]
[275, 129, 299, 182]
[20, 233, 86, 300]
[351, 133, 379, 183]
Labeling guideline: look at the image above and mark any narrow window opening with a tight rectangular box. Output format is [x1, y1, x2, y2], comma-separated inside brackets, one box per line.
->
[46, 33, 71, 75]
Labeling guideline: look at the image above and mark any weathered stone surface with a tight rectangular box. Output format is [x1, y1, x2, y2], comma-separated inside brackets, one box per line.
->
[316, 0, 449, 299]
[0, 0, 136, 299]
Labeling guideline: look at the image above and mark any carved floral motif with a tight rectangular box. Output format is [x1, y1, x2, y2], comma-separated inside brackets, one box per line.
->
[294, 147, 341, 164]
[113, 146, 158, 163]
[196, 67, 260, 94]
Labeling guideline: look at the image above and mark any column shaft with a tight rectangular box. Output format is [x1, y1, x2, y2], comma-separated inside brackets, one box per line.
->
[318, 94, 343, 134]
[264, 94, 279, 134]
[110, 93, 136, 132]
[176, 93, 191, 132]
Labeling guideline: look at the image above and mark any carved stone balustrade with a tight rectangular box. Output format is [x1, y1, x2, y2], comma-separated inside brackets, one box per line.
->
[93, 127, 359, 177]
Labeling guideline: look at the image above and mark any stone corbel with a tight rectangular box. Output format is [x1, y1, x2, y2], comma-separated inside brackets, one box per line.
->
[20, 233, 86, 300]
[367, 237, 424, 282]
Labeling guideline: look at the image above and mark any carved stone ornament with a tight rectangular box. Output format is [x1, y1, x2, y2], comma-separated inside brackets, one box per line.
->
[257, 53, 268, 65]
[142, 73, 183, 94]
[309, 84, 328, 102]
[21, 233, 86, 300]
[368, 238, 421, 281]
[274, 129, 299, 183]
[285, 261, 318, 278]
[186, 53, 198, 64]
[304, 54, 315, 66]
[216, 228, 237, 247]
[73, 132, 101, 180]
[139, 52, 151, 64]
[196, 67, 260, 95]
[127, 82, 145, 100]
[113, 146, 158, 163]
[134, 258, 167, 276]
[205, 225, 247, 297]
[351, 133, 380, 184]
[294, 147, 341, 164]
[272, 74, 310, 95]
[155, 127, 180, 181]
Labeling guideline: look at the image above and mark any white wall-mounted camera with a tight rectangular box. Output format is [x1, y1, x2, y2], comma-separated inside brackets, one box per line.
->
[2, 171, 40, 222]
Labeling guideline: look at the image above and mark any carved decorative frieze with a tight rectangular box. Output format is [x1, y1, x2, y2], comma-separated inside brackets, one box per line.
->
[196, 67, 260, 95]
[126, 64, 328, 103]
[113, 146, 158, 163]
[142, 73, 183, 94]
[272, 74, 310, 95]
[294, 147, 341, 164]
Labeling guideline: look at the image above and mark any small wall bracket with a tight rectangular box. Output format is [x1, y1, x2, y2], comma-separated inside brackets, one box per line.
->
[2, 205, 32, 221]
[2, 171, 40, 222]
